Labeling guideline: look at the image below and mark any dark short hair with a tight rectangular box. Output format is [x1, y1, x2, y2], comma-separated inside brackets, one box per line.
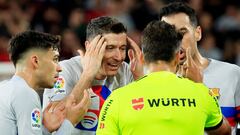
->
[9, 31, 60, 66]
[86, 16, 127, 40]
[142, 20, 183, 63]
[159, 2, 198, 27]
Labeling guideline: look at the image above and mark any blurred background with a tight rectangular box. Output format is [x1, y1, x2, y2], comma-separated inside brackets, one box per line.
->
[0, 0, 240, 81]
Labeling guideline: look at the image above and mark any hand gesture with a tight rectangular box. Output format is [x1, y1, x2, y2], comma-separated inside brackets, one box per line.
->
[65, 89, 91, 126]
[177, 48, 203, 83]
[43, 102, 66, 133]
[127, 37, 144, 80]
[78, 35, 107, 79]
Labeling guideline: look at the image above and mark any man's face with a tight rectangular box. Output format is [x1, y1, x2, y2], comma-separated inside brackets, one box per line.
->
[97, 33, 127, 78]
[37, 48, 61, 88]
[161, 13, 201, 64]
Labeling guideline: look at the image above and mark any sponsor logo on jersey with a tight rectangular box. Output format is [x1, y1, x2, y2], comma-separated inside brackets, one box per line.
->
[131, 97, 197, 110]
[132, 98, 144, 110]
[31, 108, 41, 130]
[80, 112, 98, 129]
[53, 76, 66, 94]
[147, 98, 196, 107]
[76, 85, 111, 132]
[209, 88, 220, 99]
[100, 99, 113, 121]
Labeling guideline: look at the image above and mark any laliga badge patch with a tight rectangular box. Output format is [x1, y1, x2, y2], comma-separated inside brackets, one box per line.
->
[31, 108, 41, 130]
[53, 76, 66, 95]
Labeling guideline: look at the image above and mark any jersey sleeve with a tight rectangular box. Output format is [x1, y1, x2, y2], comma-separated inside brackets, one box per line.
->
[96, 91, 119, 135]
[201, 84, 223, 130]
[11, 89, 43, 135]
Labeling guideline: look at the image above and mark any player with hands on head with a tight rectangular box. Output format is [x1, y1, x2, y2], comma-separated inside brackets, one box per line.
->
[43, 16, 144, 135]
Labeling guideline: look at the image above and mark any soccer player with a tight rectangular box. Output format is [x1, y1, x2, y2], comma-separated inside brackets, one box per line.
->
[0, 31, 90, 135]
[159, 2, 240, 134]
[96, 20, 231, 135]
[43, 16, 143, 134]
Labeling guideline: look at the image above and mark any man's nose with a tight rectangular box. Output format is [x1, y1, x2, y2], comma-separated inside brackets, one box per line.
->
[114, 49, 124, 61]
[56, 64, 62, 72]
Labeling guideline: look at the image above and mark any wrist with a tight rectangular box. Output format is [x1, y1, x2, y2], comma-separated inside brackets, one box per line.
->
[43, 120, 55, 133]
[81, 71, 95, 81]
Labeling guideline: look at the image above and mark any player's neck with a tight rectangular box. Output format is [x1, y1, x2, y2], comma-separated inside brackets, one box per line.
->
[146, 60, 176, 74]
[193, 51, 209, 70]
[15, 66, 38, 90]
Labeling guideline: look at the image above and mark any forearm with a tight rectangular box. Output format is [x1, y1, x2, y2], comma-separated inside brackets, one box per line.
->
[70, 71, 93, 102]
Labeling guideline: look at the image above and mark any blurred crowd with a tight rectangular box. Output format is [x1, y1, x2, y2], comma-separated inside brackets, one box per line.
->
[0, 0, 240, 66]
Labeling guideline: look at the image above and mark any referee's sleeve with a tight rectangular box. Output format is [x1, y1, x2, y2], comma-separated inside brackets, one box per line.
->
[203, 86, 223, 129]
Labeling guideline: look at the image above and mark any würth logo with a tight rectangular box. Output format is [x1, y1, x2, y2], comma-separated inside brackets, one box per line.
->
[132, 98, 144, 110]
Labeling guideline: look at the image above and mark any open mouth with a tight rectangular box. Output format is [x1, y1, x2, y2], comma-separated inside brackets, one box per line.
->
[107, 63, 120, 70]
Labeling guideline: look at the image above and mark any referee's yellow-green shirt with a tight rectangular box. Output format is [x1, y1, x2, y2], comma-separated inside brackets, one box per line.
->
[96, 71, 223, 135]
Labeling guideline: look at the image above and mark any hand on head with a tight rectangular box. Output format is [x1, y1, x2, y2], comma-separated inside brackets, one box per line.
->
[127, 37, 144, 80]
[78, 35, 107, 79]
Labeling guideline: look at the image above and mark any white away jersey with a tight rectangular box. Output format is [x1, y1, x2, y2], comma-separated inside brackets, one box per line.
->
[43, 56, 134, 135]
[203, 59, 240, 134]
[0, 75, 75, 135]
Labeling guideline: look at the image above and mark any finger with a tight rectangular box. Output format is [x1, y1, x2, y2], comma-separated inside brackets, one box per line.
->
[186, 48, 193, 67]
[95, 36, 105, 53]
[77, 49, 85, 57]
[128, 49, 134, 61]
[180, 65, 186, 77]
[128, 49, 136, 70]
[44, 102, 52, 113]
[55, 102, 65, 111]
[54, 100, 66, 112]
[49, 101, 60, 112]
[127, 37, 141, 55]
[89, 35, 102, 52]
[99, 41, 107, 56]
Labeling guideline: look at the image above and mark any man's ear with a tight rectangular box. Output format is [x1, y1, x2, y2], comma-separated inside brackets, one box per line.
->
[31, 55, 39, 69]
[195, 26, 202, 41]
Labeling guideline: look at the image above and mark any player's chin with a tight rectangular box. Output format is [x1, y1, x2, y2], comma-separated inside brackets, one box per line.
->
[47, 79, 56, 88]
[106, 70, 118, 76]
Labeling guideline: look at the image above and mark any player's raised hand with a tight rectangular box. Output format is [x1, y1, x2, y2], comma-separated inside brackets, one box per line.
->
[78, 35, 107, 79]
[127, 37, 144, 80]
[43, 102, 66, 133]
[65, 89, 91, 126]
